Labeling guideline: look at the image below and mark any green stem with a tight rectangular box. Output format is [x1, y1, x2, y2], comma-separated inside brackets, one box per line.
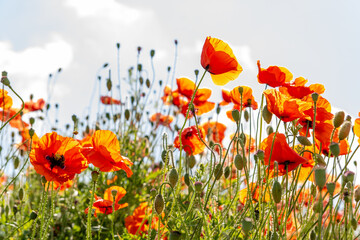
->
[0, 85, 25, 131]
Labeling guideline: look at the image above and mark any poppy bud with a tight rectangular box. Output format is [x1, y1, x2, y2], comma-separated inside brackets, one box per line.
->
[234, 154, 244, 170]
[188, 103, 195, 113]
[71, 114, 77, 123]
[266, 126, 274, 135]
[242, 217, 253, 235]
[169, 231, 182, 240]
[29, 117, 35, 125]
[333, 111, 345, 128]
[216, 105, 221, 115]
[29, 128, 35, 138]
[194, 181, 203, 193]
[343, 188, 350, 202]
[150, 188, 157, 198]
[146, 79, 151, 88]
[312, 201, 322, 213]
[137, 46, 142, 53]
[355, 187, 360, 202]
[326, 182, 335, 196]
[314, 154, 326, 167]
[125, 109, 130, 121]
[154, 194, 164, 215]
[139, 77, 144, 85]
[329, 142, 340, 157]
[311, 184, 317, 197]
[18, 188, 24, 201]
[314, 167, 326, 189]
[13, 205, 18, 215]
[30, 210, 38, 220]
[346, 115, 352, 122]
[168, 168, 178, 188]
[310, 230, 316, 240]
[231, 109, 240, 122]
[351, 217, 358, 230]
[214, 163, 223, 180]
[41, 176, 47, 184]
[187, 156, 196, 169]
[272, 180, 282, 203]
[106, 78, 112, 91]
[194, 69, 199, 77]
[1, 71, 10, 86]
[244, 110, 249, 122]
[311, 92, 319, 102]
[150, 49, 155, 58]
[174, 39, 178, 45]
[14, 157, 20, 169]
[255, 150, 264, 161]
[262, 105, 272, 124]
[184, 173, 191, 186]
[116, 43, 120, 49]
[167, 66, 171, 72]
[343, 171, 355, 183]
[297, 136, 312, 146]
[239, 133, 246, 146]
[161, 150, 168, 163]
[224, 166, 231, 179]
[91, 171, 99, 182]
[339, 121, 352, 140]
[271, 232, 279, 240]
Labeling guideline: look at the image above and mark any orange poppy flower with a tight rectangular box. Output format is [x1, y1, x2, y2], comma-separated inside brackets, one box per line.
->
[23, 98, 45, 113]
[261, 133, 309, 176]
[16, 128, 39, 151]
[317, 128, 350, 157]
[279, 77, 325, 99]
[230, 133, 256, 154]
[161, 85, 173, 105]
[257, 61, 293, 88]
[201, 36, 243, 85]
[230, 85, 258, 110]
[45, 179, 73, 191]
[85, 186, 128, 217]
[174, 126, 206, 155]
[0, 89, 13, 109]
[0, 108, 28, 131]
[100, 96, 121, 105]
[239, 182, 271, 204]
[30, 132, 88, 183]
[219, 89, 231, 106]
[107, 175, 118, 185]
[125, 202, 163, 235]
[149, 113, 173, 130]
[263, 89, 310, 122]
[201, 121, 226, 145]
[81, 130, 133, 176]
[353, 112, 360, 145]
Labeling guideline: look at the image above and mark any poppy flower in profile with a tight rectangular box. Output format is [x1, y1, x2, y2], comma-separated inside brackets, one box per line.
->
[149, 113, 174, 130]
[257, 61, 293, 88]
[29, 132, 88, 183]
[261, 133, 309, 176]
[201, 36, 243, 85]
[100, 96, 121, 105]
[0, 89, 13, 110]
[85, 186, 128, 217]
[23, 98, 45, 113]
[81, 130, 133, 177]
[174, 126, 206, 155]
[219, 89, 232, 106]
[201, 121, 227, 146]
[279, 77, 325, 99]
[263, 89, 310, 122]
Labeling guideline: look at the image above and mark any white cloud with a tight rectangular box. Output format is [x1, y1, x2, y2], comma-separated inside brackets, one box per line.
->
[64, 0, 142, 24]
[0, 35, 73, 101]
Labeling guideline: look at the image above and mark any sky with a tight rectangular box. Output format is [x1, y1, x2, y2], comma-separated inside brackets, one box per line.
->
[1, 0, 360, 129]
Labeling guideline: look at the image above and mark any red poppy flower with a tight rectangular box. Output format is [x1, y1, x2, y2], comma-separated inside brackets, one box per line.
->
[201, 121, 226, 146]
[174, 126, 206, 155]
[0, 108, 29, 131]
[150, 113, 174, 130]
[279, 77, 325, 99]
[23, 98, 45, 113]
[100, 96, 121, 105]
[0, 89, 13, 110]
[29, 132, 88, 183]
[219, 89, 231, 106]
[229, 86, 258, 110]
[257, 61, 293, 88]
[81, 130, 133, 176]
[263, 89, 310, 122]
[201, 36, 243, 85]
[16, 128, 39, 151]
[85, 186, 128, 217]
[261, 133, 309, 176]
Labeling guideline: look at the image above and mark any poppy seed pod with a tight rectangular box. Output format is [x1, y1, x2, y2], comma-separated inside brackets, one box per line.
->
[266, 126, 274, 135]
[244, 110, 249, 122]
[14, 157, 20, 169]
[91, 171, 99, 182]
[184, 173, 191, 186]
[194, 181, 203, 193]
[29, 117, 35, 125]
[333, 111, 345, 128]
[310, 231, 316, 240]
[106, 79, 112, 91]
[355, 187, 360, 202]
[231, 109, 240, 122]
[311, 92, 319, 102]
[150, 188, 157, 198]
[272, 180, 282, 203]
[168, 168, 179, 188]
[154, 194, 164, 215]
[297, 136, 312, 146]
[346, 115, 352, 122]
[262, 105, 273, 124]
[234, 154, 244, 170]
[169, 231, 182, 240]
[271, 232, 279, 240]
[339, 121, 352, 140]
[224, 166, 231, 179]
[242, 217, 253, 235]
[29, 128, 35, 137]
[18, 188, 24, 201]
[194, 69, 199, 76]
[312, 201, 322, 213]
[326, 182, 336, 196]
[238, 86, 244, 95]
[30, 210, 38, 220]
[150, 49, 155, 58]
[314, 167, 326, 189]
[1, 71, 10, 86]
[329, 142, 340, 157]
[343, 171, 355, 183]
[124, 109, 130, 120]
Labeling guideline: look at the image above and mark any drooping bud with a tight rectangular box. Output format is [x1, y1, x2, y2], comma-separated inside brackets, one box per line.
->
[231, 109, 240, 122]
[333, 111, 345, 128]
[241, 217, 253, 235]
[329, 142, 340, 157]
[262, 105, 272, 124]
[194, 181, 203, 193]
[216, 104, 221, 115]
[255, 150, 264, 162]
[168, 168, 179, 188]
[339, 121, 352, 140]
[297, 136, 312, 146]
[214, 163, 223, 180]
[161, 150, 168, 163]
[41, 176, 47, 184]
[314, 167, 326, 189]
[224, 166, 231, 179]
[154, 194, 164, 215]
[187, 155, 196, 169]
[272, 180, 282, 203]
[326, 182, 336, 196]
[234, 154, 244, 170]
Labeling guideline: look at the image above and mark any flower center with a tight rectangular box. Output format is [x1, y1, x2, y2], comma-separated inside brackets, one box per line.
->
[46, 153, 65, 170]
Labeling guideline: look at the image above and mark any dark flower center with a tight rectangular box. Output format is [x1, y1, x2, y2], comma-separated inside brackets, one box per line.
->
[46, 153, 65, 170]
